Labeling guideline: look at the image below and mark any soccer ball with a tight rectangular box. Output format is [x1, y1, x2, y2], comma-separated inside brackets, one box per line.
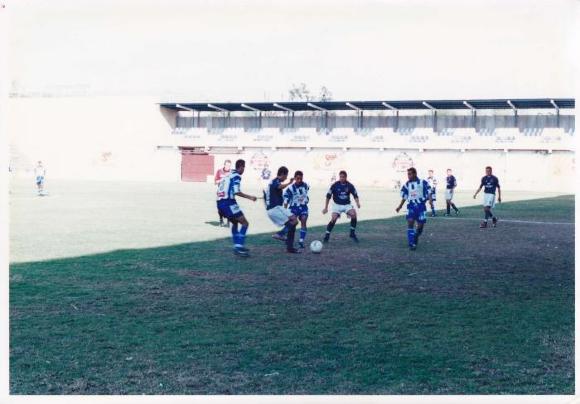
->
[310, 240, 323, 254]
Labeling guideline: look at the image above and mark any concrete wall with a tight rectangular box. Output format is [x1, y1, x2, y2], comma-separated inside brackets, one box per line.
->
[7, 96, 575, 192]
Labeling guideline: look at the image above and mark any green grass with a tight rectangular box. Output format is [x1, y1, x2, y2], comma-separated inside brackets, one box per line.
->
[9, 187, 574, 394]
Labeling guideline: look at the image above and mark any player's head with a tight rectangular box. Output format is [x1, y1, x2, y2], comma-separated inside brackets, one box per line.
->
[338, 170, 347, 183]
[223, 159, 231, 170]
[235, 159, 245, 174]
[428, 169, 434, 176]
[277, 166, 289, 181]
[37, 160, 42, 165]
[294, 170, 303, 185]
[485, 166, 492, 175]
[407, 167, 418, 181]
[447, 168, 452, 175]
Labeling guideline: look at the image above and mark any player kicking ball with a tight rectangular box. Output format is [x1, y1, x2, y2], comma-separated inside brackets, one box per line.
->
[283, 170, 310, 249]
[322, 170, 360, 243]
[395, 167, 432, 251]
[216, 159, 258, 257]
[265, 166, 301, 253]
[473, 166, 502, 228]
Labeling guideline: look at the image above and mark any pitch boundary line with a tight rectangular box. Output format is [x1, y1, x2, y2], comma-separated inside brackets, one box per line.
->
[432, 216, 574, 226]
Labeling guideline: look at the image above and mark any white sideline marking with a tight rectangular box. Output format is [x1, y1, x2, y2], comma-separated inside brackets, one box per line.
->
[432, 216, 574, 226]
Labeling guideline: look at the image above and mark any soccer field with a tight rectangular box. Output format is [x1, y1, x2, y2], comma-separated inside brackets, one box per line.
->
[9, 179, 575, 394]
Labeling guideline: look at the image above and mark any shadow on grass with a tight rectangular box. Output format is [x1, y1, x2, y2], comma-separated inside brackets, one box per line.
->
[9, 195, 575, 395]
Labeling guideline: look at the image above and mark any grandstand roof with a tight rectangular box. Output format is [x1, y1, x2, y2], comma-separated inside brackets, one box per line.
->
[160, 98, 574, 113]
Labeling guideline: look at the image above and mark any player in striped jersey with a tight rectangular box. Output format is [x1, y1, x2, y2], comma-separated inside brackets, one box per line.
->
[395, 167, 432, 250]
[426, 169, 438, 217]
[216, 159, 258, 257]
[284, 170, 310, 249]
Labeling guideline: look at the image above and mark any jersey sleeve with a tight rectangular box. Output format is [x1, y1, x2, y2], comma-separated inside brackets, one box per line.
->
[400, 184, 408, 200]
[349, 183, 359, 198]
[232, 175, 241, 194]
[283, 187, 293, 204]
[495, 176, 500, 188]
[480, 176, 485, 187]
[422, 180, 430, 198]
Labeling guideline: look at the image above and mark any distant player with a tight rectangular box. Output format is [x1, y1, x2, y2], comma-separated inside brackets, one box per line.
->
[473, 166, 502, 228]
[444, 168, 460, 216]
[395, 167, 432, 251]
[214, 159, 232, 227]
[265, 166, 301, 253]
[216, 159, 258, 257]
[322, 170, 360, 243]
[34, 161, 46, 196]
[426, 169, 438, 217]
[283, 170, 310, 249]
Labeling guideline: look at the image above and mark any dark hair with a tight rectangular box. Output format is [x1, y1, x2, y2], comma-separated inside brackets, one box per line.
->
[486, 166, 492, 170]
[294, 170, 303, 177]
[235, 159, 245, 170]
[407, 167, 417, 175]
[339, 170, 347, 177]
[277, 166, 289, 176]
[224, 159, 231, 164]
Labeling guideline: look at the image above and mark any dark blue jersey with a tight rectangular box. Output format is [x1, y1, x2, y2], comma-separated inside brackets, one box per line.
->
[327, 181, 358, 205]
[266, 178, 285, 209]
[481, 175, 500, 194]
[446, 175, 457, 189]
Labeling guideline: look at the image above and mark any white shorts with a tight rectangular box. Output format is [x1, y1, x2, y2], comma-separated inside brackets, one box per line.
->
[267, 206, 293, 227]
[483, 193, 496, 208]
[331, 203, 355, 217]
[445, 189, 454, 201]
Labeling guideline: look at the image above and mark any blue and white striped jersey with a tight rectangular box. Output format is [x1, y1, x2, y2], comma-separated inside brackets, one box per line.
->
[216, 170, 242, 201]
[401, 178, 431, 208]
[426, 176, 437, 194]
[284, 182, 310, 208]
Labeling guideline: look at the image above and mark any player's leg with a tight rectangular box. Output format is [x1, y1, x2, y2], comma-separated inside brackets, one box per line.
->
[235, 215, 250, 253]
[407, 218, 417, 250]
[285, 214, 300, 253]
[324, 213, 340, 242]
[415, 210, 427, 246]
[451, 200, 459, 214]
[480, 206, 490, 228]
[298, 214, 308, 248]
[347, 209, 358, 242]
[445, 198, 451, 216]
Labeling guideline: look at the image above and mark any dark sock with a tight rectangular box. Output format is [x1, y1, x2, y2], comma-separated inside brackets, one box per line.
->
[446, 204, 451, 214]
[416, 226, 423, 238]
[326, 221, 336, 234]
[286, 224, 297, 250]
[451, 203, 458, 212]
[350, 217, 357, 234]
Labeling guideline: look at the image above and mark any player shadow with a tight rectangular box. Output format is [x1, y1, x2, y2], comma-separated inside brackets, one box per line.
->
[204, 220, 225, 227]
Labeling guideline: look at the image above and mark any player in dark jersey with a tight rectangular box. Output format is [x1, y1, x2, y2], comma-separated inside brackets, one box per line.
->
[473, 166, 502, 228]
[444, 168, 460, 216]
[322, 170, 360, 243]
[265, 166, 300, 253]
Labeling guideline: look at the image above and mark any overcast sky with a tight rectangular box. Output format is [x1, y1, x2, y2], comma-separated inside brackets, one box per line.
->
[6, 0, 576, 101]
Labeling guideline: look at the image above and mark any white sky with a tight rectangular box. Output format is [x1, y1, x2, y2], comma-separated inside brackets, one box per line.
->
[6, 0, 577, 101]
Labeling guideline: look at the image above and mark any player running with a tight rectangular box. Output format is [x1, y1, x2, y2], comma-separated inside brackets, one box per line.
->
[216, 159, 258, 257]
[444, 168, 460, 216]
[265, 166, 301, 253]
[34, 161, 46, 196]
[473, 166, 502, 228]
[283, 170, 310, 249]
[395, 167, 432, 251]
[214, 159, 232, 227]
[426, 169, 438, 217]
[322, 170, 360, 243]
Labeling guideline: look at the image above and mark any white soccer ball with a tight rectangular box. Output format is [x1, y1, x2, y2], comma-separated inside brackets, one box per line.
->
[310, 240, 323, 254]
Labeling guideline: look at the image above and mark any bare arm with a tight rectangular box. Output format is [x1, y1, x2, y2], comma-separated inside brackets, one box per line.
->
[395, 199, 405, 213]
[497, 185, 502, 202]
[354, 196, 361, 209]
[322, 196, 331, 214]
[235, 192, 257, 202]
[473, 185, 483, 199]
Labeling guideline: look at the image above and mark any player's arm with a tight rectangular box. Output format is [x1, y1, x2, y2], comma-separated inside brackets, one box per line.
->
[214, 171, 221, 185]
[350, 184, 361, 209]
[235, 191, 257, 202]
[497, 181, 502, 202]
[283, 188, 291, 209]
[473, 178, 484, 199]
[395, 198, 405, 213]
[322, 187, 332, 214]
[396, 184, 407, 212]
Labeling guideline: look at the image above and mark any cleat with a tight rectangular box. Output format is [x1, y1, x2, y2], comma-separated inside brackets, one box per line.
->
[298, 242, 305, 249]
[455, 210, 460, 215]
[409, 244, 417, 251]
[233, 248, 249, 257]
[430, 213, 436, 217]
[323, 234, 330, 243]
[286, 247, 301, 254]
[272, 234, 287, 242]
[492, 217, 498, 227]
[444, 213, 450, 217]
[479, 221, 488, 229]
[350, 233, 359, 242]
